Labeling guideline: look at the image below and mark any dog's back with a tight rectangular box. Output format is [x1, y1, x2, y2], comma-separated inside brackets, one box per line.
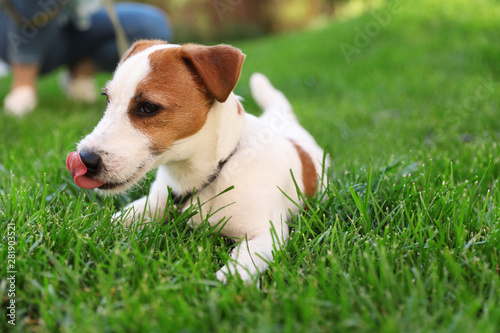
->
[250, 73, 328, 184]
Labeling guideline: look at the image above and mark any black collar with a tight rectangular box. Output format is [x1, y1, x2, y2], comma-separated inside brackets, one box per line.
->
[171, 147, 237, 206]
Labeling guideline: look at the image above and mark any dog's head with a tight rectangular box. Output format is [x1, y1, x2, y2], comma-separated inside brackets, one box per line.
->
[67, 40, 245, 193]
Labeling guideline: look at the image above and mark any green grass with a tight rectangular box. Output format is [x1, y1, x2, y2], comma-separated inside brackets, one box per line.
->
[1, 0, 500, 331]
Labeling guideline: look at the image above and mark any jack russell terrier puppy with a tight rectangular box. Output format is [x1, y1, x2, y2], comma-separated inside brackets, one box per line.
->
[67, 40, 328, 283]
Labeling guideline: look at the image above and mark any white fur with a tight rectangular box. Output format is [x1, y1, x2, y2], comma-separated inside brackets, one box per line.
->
[77, 49, 328, 284]
[77, 44, 181, 193]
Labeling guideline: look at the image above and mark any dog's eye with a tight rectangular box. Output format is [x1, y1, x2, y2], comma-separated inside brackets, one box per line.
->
[101, 92, 109, 106]
[140, 102, 160, 114]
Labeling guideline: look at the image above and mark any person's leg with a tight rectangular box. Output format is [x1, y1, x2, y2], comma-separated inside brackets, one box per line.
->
[60, 3, 171, 102]
[67, 3, 172, 73]
[3, 64, 38, 116]
[59, 56, 100, 103]
[11, 63, 38, 89]
[2, 3, 172, 113]
[1, 2, 66, 115]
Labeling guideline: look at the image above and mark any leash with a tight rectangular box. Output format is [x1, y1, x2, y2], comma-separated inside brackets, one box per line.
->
[102, 0, 130, 56]
[171, 147, 238, 206]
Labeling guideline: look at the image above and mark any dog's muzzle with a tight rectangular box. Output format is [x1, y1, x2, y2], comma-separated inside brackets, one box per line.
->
[66, 151, 105, 189]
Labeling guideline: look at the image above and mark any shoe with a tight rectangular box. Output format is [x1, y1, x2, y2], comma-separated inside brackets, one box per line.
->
[59, 72, 97, 103]
[3, 85, 37, 116]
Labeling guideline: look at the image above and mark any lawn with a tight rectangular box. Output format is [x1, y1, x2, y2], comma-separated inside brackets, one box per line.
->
[1, 0, 499, 332]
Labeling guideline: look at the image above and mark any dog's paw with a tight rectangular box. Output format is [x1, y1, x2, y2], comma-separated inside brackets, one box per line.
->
[216, 266, 261, 288]
[216, 263, 254, 284]
[112, 197, 149, 227]
[215, 268, 229, 284]
[112, 209, 135, 227]
[112, 199, 163, 228]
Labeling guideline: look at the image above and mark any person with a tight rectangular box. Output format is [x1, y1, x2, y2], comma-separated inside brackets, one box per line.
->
[0, 59, 8, 77]
[0, 0, 172, 116]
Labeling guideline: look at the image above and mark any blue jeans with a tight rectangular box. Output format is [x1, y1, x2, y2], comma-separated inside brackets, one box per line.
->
[0, 2, 172, 74]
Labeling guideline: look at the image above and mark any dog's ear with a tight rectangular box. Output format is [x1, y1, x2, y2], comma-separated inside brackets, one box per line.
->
[180, 44, 245, 103]
[120, 40, 169, 65]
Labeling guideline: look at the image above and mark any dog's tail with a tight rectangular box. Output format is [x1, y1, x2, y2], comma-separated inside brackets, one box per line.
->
[250, 73, 297, 122]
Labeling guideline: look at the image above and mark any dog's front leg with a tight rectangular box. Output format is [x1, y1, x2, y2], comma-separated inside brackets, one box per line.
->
[216, 225, 289, 284]
[113, 168, 171, 227]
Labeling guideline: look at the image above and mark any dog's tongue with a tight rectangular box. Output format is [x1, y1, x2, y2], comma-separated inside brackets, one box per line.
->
[66, 152, 104, 189]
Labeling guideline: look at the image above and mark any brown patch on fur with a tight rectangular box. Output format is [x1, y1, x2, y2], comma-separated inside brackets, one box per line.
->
[127, 43, 245, 155]
[290, 140, 317, 197]
[128, 47, 212, 154]
[119, 40, 168, 65]
[180, 44, 245, 102]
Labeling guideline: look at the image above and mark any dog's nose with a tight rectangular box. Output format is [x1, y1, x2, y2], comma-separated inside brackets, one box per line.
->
[79, 151, 101, 176]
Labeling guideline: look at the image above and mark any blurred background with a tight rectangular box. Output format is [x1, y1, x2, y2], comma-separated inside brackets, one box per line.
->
[137, 0, 346, 42]
[0, 0, 373, 80]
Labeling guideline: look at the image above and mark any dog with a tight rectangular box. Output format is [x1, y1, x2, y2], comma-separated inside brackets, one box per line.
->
[66, 40, 328, 283]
